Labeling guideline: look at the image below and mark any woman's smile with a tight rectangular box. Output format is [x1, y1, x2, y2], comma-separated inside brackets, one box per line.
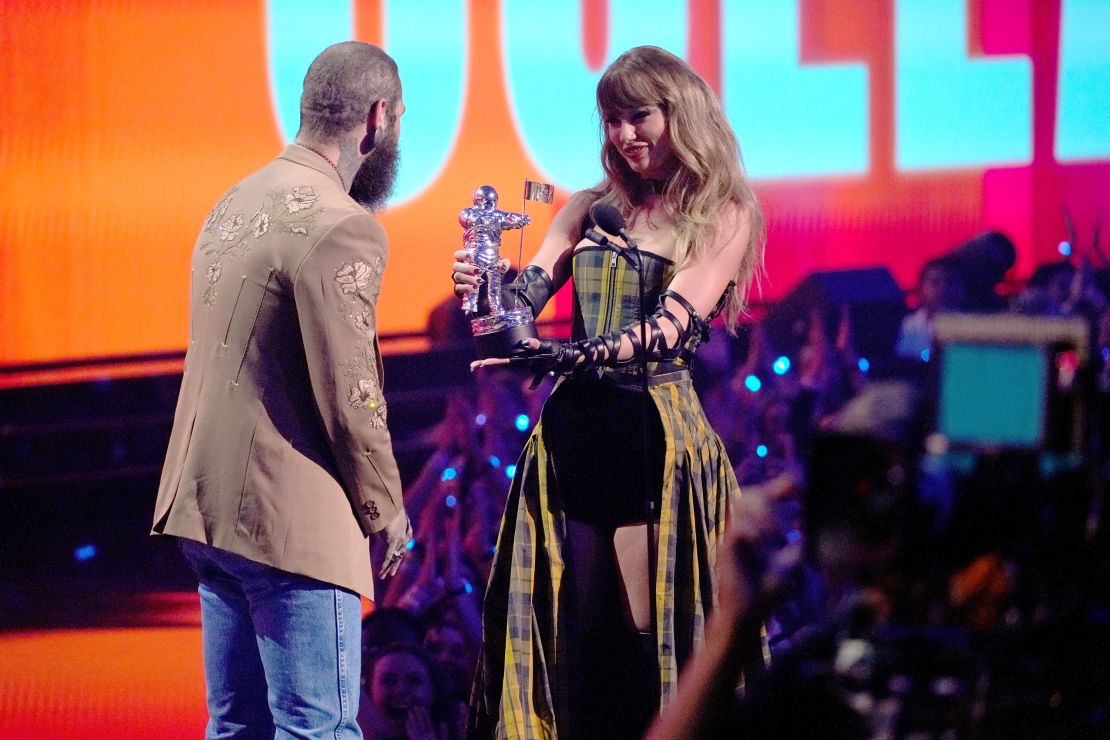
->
[607, 104, 674, 180]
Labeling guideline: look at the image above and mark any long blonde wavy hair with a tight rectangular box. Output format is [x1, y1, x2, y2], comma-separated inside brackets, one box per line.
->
[590, 46, 764, 332]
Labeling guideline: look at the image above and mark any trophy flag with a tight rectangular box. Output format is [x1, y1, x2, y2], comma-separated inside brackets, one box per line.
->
[516, 179, 554, 270]
[523, 179, 554, 204]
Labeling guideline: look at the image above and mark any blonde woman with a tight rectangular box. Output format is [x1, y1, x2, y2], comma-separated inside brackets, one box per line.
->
[452, 46, 764, 739]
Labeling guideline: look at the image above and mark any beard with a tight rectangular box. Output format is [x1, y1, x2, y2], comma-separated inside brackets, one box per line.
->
[349, 132, 400, 213]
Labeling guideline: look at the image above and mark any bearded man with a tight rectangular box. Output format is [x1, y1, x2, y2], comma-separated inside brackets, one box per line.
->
[153, 41, 411, 739]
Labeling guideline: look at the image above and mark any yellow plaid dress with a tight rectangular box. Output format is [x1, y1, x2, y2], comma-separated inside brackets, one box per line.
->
[470, 246, 737, 739]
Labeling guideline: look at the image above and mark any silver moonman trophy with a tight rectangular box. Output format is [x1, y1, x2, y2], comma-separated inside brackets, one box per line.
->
[460, 184, 538, 358]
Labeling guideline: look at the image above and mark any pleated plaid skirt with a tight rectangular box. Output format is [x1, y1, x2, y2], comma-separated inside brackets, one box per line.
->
[469, 371, 736, 739]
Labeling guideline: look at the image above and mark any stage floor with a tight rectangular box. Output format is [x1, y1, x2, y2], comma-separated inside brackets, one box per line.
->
[0, 592, 206, 739]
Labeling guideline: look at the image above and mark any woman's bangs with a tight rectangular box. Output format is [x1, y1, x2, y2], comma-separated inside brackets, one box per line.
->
[597, 64, 661, 117]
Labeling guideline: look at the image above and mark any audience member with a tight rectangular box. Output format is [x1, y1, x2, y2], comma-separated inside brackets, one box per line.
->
[897, 258, 965, 363]
[359, 644, 455, 740]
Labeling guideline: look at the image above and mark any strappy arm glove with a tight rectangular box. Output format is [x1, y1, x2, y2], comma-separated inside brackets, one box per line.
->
[507, 289, 712, 374]
[501, 265, 554, 316]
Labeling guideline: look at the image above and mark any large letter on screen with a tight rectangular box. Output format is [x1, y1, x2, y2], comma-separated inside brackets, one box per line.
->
[502, 0, 687, 191]
[895, 0, 1031, 170]
[722, 0, 869, 180]
[266, 0, 467, 204]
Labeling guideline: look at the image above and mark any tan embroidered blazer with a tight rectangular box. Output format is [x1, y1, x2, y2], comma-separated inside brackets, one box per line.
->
[153, 145, 404, 598]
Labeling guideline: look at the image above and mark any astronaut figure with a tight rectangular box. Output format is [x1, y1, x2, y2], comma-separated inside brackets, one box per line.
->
[459, 185, 531, 316]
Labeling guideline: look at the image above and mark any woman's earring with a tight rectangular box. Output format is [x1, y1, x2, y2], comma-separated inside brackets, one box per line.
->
[359, 132, 375, 155]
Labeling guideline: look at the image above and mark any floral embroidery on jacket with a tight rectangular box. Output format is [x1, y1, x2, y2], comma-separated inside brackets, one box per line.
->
[334, 258, 383, 303]
[199, 185, 324, 306]
[285, 186, 318, 213]
[335, 257, 387, 428]
[202, 185, 239, 234]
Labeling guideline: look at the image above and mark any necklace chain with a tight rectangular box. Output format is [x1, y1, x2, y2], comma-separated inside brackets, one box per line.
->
[295, 142, 344, 184]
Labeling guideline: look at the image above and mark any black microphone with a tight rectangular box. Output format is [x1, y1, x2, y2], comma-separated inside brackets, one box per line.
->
[589, 202, 638, 250]
[589, 201, 641, 270]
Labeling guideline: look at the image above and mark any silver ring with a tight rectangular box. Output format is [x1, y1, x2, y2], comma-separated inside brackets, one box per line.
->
[390, 551, 403, 561]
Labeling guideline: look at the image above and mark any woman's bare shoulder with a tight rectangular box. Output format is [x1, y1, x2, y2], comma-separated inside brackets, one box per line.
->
[548, 190, 597, 236]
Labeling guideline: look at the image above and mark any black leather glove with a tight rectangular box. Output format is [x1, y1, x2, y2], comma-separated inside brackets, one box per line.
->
[501, 265, 554, 316]
[506, 339, 583, 374]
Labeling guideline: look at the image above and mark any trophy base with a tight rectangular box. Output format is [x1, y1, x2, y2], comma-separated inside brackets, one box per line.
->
[472, 308, 537, 359]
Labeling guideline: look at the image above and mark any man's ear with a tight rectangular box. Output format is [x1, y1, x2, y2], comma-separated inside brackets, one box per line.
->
[360, 98, 389, 155]
[367, 98, 388, 132]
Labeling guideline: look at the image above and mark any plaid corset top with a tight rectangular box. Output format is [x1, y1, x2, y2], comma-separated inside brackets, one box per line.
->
[571, 244, 675, 340]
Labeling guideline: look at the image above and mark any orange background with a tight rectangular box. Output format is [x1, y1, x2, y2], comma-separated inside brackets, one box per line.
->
[0, 0, 560, 368]
[1, 0, 1107, 372]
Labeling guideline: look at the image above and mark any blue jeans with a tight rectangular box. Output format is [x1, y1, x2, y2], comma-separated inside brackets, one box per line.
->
[179, 539, 363, 739]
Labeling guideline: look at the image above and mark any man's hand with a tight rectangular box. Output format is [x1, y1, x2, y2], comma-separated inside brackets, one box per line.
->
[377, 510, 412, 579]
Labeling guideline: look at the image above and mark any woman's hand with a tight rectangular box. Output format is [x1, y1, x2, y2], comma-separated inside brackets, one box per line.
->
[452, 249, 509, 298]
[469, 337, 539, 370]
[470, 337, 583, 373]
[405, 706, 445, 740]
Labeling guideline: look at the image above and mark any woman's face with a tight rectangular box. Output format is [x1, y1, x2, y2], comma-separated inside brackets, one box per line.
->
[606, 104, 674, 180]
[369, 652, 435, 719]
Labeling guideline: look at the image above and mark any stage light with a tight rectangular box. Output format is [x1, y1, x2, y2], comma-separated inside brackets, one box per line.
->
[858, 357, 870, 373]
[920, 348, 931, 362]
[1102, 347, 1110, 363]
[772, 356, 791, 375]
[475, 414, 487, 426]
[406, 538, 416, 551]
[445, 495, 457, 508]
[505, 464, 517, 478]
[1059, 241, 1072, 256]
[756, 444, 768, 458]
[515, 414, 530, 431]
[441, 467, 458, 481]
[75, 544, 97, 561]
[745, 375, 762, 392]
[488, 455, 501, 468]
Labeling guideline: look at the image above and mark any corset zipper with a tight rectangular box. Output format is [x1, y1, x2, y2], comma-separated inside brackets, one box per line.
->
[601, 251, 619, 334]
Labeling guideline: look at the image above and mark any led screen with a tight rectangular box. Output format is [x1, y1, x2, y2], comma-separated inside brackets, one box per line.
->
[1, 0, 1107, 378]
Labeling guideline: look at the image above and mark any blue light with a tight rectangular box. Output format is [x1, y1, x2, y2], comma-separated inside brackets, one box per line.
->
[445, 494, 457, 508]
[440, 467, 458, 482]
[74, 544, 97, 561]
[786, 529, 802, 544]
[744, 374, 762, 392]
[505, 464, 517, 479]
[858, 357, 870, 373]
[463, 580, 474, 594]
[1059, 241, 1072, 256]
[488, 455, 501, 468]
[515, 414, 530, 431]
[756, 444, 769, 458]
[475, 414, 487, 426]
[1102, 347, 1110, 363]
[406, 538, 416, 551]
[920, 348, 931, 363]
[772, 356, 791, 375]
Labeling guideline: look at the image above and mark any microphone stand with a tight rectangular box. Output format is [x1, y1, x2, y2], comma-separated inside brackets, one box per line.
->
[588, 205, 658, 686]
[613, 229, 659, 685]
